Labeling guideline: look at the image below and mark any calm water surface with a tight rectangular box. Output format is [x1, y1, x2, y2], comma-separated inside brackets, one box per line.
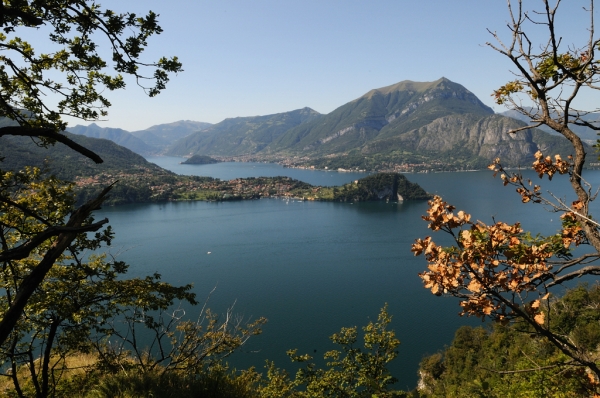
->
[97, 158, 600, 389]
[146, 156, 370, 186]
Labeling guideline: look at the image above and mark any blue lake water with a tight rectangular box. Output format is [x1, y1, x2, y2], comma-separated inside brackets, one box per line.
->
[146, 156, 371, 186]
[97, 158, 600, 390]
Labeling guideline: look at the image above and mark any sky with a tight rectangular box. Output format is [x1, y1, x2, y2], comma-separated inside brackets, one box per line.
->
[57, 0, 598, 131]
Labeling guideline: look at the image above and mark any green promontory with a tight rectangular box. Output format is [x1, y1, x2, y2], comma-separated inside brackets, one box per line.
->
[181, 155, 220, 164]
[332, 173, 431, 202]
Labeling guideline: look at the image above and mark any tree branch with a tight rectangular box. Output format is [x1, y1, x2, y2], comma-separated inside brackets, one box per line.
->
[0, 126, 103, 164]
[547, 265, 600, 287]
[0, 221, 109, 263]
[0, 184, 113, 346]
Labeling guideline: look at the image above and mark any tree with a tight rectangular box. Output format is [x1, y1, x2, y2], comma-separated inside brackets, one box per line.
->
[413, 0, 600, 383]
[259, 305, 404, 398]
[0, 169, 266, 398]
[418, 285, 600, 397]
[0, 1, 182, 344]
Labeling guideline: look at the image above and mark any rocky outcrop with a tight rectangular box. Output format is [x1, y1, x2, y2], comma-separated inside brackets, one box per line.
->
[401, 114, 538, 164]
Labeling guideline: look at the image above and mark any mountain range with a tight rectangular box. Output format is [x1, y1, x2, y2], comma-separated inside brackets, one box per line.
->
[52, 78, 594, 171]
[67, 120, 212, 155]
[161, 78, 580, 170]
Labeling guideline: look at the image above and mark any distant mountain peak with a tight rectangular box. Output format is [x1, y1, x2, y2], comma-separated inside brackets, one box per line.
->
[360, 77, 463, 100]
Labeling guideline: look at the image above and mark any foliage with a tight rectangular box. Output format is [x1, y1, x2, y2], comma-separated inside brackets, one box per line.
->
[0, 0, 182, 132]
[86, 365, 261, 398]
[2, 360, 263, 398]
[258, 305, 408, 398]
[0, 306, 408, 397]
[95, 303, 266, 376]
[0, 168, 201, 398]
[0, 0, 181, 347]
[419, 284, 600, 397]
[413, 0, 600, 386]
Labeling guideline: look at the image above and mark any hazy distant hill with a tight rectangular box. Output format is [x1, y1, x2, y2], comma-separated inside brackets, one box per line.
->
[166, 107, 321, 156]
[68, 123, 158, 155]
[500, 108, 600, 143]
[130, 120, 212, 150]
[67, 120, 213, 155]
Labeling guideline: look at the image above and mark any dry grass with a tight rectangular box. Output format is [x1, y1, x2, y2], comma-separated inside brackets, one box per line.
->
[0, 353, 261, 398]
[0, 352, 98, 396]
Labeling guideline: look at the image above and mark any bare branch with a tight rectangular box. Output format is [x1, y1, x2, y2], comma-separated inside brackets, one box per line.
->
[547, 265, 600, 287]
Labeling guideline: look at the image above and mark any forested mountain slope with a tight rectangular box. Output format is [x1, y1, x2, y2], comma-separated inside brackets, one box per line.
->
[0, 133, 171, 180]
[166, 107, 321, 156]
[266, 78, 494, 155]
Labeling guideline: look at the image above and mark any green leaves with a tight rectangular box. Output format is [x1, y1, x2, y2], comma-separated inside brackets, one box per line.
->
[262, 305, 402, 397]
[0, 0, 183, 131]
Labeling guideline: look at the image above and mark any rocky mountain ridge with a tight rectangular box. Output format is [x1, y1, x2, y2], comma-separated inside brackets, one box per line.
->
[64, 78, 589, 172]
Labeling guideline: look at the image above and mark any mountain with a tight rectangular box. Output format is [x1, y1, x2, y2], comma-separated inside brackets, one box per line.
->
[166, 107, 321, 157]
[0, 132, 170, 181]
[501, 109, 600, 143]
[7, 79, 583, 172]
[168, 78, 578, 170]
[264, 78, 494, 157]
[130, 120, 212, 150]
[67, 123, 158, 155]
[67, 120, 213, 156]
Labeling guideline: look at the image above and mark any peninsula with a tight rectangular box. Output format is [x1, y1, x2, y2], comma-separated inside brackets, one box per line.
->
[76, 172, 431, 206]
[181, 154, 220, 164]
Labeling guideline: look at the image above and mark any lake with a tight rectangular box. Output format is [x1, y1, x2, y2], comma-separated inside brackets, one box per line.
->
[96, 157, 600, 390]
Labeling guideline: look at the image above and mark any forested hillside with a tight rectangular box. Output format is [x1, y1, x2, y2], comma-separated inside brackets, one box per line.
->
[166, 107, 322, 156]
[0, 133, 167, 180]
[333, 172, 430, 202]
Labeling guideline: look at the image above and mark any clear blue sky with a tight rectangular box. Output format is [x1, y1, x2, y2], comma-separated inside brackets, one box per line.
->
[74, 0, 596, 131]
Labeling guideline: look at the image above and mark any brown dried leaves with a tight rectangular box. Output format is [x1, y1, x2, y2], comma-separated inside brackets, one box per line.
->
[413, 196, 580, 323]
[532, 151, 571, 180]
